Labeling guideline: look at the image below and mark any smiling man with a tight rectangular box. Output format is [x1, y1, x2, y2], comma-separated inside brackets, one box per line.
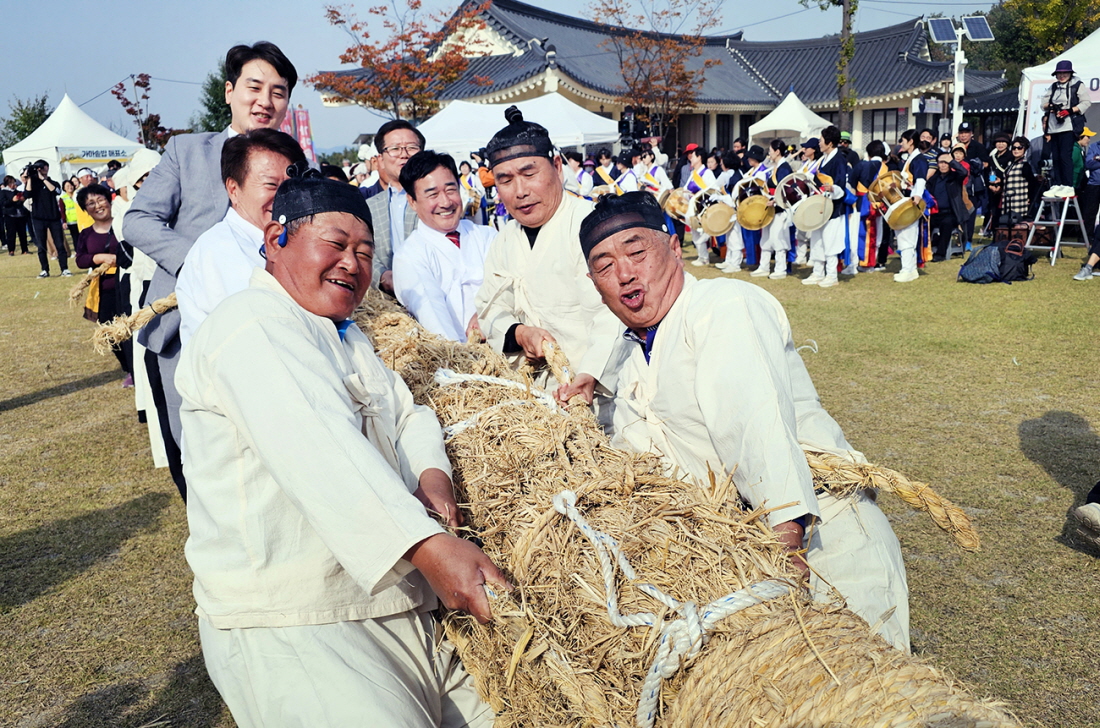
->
[392, 150, 496, 343]
[123, 41, 297, 501]
[473, 107, 622, 409]
[566, 191, 910, 651]
[176, 129, 305, 346]
[365, 119, 425, 295]
[176, 174, 506, 727]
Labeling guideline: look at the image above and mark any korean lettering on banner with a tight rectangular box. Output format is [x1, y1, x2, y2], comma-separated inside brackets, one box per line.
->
[60, 148, 136, 164]
[280, 112, 296, 137]
[294, 108, 317, 164]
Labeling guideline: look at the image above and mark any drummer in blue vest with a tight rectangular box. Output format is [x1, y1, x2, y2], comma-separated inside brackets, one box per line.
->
[892, 129, 931, 283]
[802, 126, 850, 288]
[683, 143, 718, 267]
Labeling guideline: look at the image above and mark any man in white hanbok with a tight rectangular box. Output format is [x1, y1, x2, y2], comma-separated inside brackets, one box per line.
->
[176, 129, 305, 346]
[473, 106, 622, 404]
[177, 175, 507, 727]
[560, 192, 910, 651]
[393, 151, 496, 342]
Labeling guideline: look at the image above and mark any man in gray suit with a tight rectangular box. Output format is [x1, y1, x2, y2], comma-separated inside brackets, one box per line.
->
[366, 119, 423, 295]
[123, 41, 298, 499]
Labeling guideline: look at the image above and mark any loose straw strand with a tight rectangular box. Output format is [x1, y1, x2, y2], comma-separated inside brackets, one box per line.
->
[91, 292, 177, 355]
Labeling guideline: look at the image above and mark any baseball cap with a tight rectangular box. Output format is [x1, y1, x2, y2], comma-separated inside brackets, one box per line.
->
[958, 122, 973, 133]
[840, 131, 852, 141]
[684, 143, 700, 153]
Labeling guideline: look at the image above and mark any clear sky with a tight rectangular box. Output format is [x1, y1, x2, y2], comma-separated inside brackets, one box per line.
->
[3, 0, 997, 152]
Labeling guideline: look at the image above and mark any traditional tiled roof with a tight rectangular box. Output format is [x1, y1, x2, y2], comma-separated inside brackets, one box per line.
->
[963, 87, 1020, 114]
[320, 0, 1006, 110]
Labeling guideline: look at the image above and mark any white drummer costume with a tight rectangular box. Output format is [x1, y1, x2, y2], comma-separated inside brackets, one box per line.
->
[683, 162, 718, 266]
[459, 169, 487, 223]
[894, 148, 930, 283]
[754, 157, 794, 279]
[802, 147, 849, 288]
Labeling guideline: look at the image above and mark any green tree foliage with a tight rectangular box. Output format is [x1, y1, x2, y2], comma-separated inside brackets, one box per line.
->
[318, 147, 361, 165]
[190, 61, 233, 132]
[0, 93, 53, 150]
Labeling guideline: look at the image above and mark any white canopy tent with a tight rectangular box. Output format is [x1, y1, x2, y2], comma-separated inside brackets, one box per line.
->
[748, 91, 832, 147]
[3, 94, 143, 179]
[1016, 27, 1100, 140]
[416, 95, 620, 162]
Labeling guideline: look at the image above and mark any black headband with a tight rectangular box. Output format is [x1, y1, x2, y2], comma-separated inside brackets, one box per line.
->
[271, 162, 373, 233]
[579, 191, 669, 259]
[484, 106, 555, 169]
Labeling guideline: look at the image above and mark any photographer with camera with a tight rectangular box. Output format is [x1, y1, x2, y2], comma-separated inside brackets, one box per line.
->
[1041, 61, 1091, 190]
[21, 160, 70, 278]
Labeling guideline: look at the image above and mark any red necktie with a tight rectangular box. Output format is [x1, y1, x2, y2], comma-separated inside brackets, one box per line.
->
[445, 231, 461, 248]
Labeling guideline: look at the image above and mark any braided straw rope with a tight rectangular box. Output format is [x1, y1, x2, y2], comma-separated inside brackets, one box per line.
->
[67, 262, 112, 303]
[805, 450, 980, 551]
[90, 292, 177, 355]
[353, 291, 1014, 728]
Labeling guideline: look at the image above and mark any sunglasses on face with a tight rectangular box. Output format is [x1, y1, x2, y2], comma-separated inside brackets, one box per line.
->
[1011, 145, 1025, 150]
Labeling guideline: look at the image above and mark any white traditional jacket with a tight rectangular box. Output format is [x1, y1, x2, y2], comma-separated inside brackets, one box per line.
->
[606, 274, 865, 527]
[474, 193, 622, 384]
[177, 269, 451, 629]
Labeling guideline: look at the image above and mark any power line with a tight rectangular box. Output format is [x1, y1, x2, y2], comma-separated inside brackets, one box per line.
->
[863, 0, 993, 6]
[712, 7, 813, 35]
[149, 76, 203, 86]
[79, 77, 130, 107]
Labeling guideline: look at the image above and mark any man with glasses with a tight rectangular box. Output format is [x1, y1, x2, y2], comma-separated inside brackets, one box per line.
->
[366, 119, 424, 295]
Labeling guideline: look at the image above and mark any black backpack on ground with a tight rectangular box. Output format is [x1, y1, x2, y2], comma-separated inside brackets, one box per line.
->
[958, 244, 1002, 283]
[999, 240, 1036, 283]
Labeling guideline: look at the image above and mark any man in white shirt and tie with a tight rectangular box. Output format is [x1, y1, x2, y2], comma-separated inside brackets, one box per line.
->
[393, 151, 497, 343]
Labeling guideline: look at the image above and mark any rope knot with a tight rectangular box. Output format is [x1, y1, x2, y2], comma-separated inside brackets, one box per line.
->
[553, 490, 577, 514]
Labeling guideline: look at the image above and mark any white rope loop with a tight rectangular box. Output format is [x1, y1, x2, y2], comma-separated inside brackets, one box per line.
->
[553, 489, 792, 728]
[434, 368, 563, 414]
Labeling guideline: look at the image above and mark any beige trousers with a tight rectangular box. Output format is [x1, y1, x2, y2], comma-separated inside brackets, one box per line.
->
[199, 610, 493, 727]
[807, 491, 911, 652]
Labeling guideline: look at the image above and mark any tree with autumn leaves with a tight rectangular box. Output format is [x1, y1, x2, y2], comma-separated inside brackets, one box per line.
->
[588, 0, 723, 140]
[308, 0, 491, 123]
[111, 74, 186, 152]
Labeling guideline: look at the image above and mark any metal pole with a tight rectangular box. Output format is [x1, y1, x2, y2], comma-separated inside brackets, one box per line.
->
[952, 30, 966, 135]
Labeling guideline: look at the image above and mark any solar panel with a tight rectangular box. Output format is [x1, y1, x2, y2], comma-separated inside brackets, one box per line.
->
[927, 18, 958, 44]
[962, 16, 995, 42]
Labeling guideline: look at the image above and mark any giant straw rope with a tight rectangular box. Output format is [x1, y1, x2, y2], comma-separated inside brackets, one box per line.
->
[90, 293, 177, 355]
[354, 291, 1015, 728]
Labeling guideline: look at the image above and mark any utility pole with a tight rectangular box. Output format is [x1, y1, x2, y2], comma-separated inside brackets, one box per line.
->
[838, 0, 855, 132]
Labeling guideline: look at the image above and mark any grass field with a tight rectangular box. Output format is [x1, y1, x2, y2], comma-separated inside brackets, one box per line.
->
[1, 241, 1098, 727]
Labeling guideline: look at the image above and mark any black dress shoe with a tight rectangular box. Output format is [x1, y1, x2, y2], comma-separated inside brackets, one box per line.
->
[931, 255, 946, 262]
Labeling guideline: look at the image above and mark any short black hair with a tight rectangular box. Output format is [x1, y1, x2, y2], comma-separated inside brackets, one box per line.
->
[76, 183, 112, 211]
[374, 119, 425, 153]
[821, 125, 841, 147]
[1012, 136, 1030, 150]
[597, 148, 611, 159]
[106, 159, 122, 170]
[564, 151, 583, 164]
[866, 140, 887, 159]
[720, 150, 738, 170]
[321, 164, 349, 182]
[225, 41, 298, 94]
[459, 160, 472, 171]
[221, 128, 306, 187]
[769, 139, 785, 154]
[398, 150, 459, 201]
[733, 137, 746, 147]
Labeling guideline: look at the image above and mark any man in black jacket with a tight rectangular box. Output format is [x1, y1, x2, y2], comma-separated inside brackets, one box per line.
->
[21, 160, 70, 277]
[927, 152, 969, 261]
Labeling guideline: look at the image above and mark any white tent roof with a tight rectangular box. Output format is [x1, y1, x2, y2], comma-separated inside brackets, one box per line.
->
[417, 95, 620, 161]
[3, 94, 143, 175]
[748, 92, 832, 145]
[1016, 26, 1100, 139]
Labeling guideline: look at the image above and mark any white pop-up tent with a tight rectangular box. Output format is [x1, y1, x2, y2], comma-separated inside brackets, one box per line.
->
[748, 91, 832, 147]
[1016, 27, 1100, 140]
[416, 95, 621, 162]
[3, 94, 143, 178]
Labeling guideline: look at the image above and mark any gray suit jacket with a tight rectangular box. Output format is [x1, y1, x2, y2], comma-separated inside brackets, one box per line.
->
[123, 130, 230, 354]
[366, 188, 418, 288]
